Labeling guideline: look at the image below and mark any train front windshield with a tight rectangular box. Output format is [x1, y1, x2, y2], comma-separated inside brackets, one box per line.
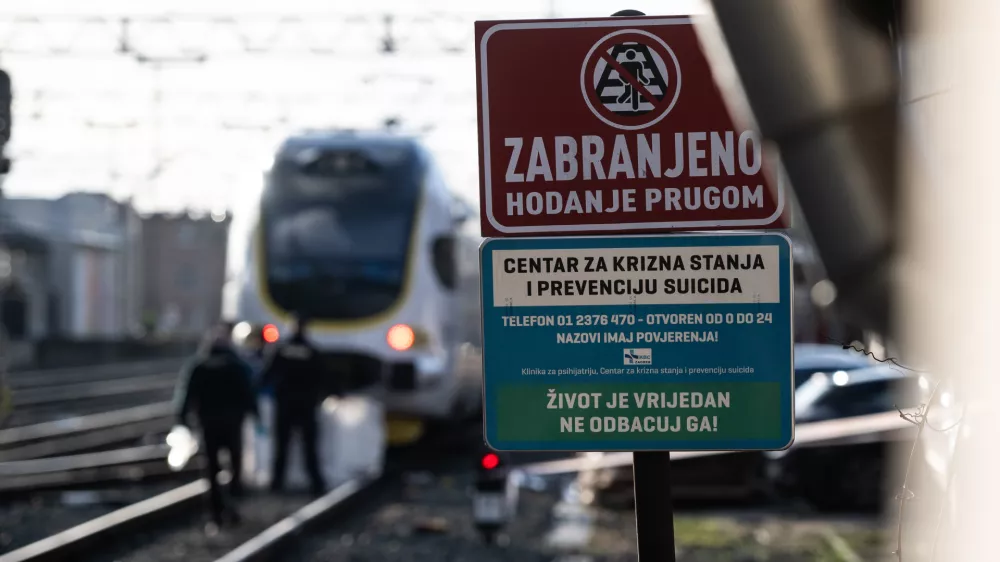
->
[261, 145, 421, 320]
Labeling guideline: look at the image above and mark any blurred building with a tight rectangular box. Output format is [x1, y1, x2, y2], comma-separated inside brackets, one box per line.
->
[3, 192, 143, 339]
[141, 211, 230, 338]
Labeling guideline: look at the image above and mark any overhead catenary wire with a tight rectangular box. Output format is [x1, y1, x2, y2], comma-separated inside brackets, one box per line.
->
[0, 12, 485, 208]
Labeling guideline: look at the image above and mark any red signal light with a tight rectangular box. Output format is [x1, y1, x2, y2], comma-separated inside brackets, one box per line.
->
[262, 324, 280, 343]
[481, 453, 500, 470]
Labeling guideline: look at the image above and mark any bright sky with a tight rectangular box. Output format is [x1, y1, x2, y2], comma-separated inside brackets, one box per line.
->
[0, 0, 708, 215]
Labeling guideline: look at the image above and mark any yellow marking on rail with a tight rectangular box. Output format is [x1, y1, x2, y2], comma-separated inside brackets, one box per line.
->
[385, 416, 425, 446]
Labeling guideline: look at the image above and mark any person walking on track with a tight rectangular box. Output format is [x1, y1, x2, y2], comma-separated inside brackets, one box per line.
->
[259, 313, 328, 496]
[175, 324, 259, 529]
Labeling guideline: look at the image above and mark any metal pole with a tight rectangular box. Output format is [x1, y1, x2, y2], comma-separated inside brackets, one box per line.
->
[605, 11, 676, 561]
[633, 451, 677, 561]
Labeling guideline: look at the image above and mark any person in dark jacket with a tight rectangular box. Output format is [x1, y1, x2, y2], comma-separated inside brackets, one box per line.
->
[175, 325, 259, 527]
[259, 314, 328, 496]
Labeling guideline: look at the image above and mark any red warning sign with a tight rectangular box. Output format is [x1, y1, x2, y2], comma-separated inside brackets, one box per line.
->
[475, 16, 787, 237]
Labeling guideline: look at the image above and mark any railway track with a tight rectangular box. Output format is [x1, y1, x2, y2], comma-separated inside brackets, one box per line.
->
[0, 420, 484, 562]
[0, 402, 174, 462]
[0, 412, 899, 562]
[0, 480, 213, 562]
[0, 403, 198, 500]
[1, 360, 184, 429]
[0, 444, 202, 497]
[0, 368, 191, 498]
[0, 363, 585, 561]
[10, 374, 176, 408]
[6, 360, 184, 391]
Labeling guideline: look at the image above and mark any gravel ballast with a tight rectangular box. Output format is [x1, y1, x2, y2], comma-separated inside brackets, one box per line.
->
[289, 469, 563, 562]
[0, 482, 193, 555]
[78, 490, 311, 562]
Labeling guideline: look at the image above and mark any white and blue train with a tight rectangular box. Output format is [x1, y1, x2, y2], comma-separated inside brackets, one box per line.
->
[222, 130, 484, 444]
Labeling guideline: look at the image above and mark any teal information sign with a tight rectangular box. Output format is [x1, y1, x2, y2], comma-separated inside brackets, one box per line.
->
[480, 233, 794, 452]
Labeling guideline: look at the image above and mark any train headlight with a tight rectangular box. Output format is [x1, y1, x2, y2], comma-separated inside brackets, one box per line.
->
[232, 322, 252, 344]
[386, 324, 431, 351]
[387, 324, 416, 351]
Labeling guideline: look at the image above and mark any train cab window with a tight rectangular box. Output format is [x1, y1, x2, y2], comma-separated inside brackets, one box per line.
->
[261, 144, 422, 320]
[432, 236, 457, 290]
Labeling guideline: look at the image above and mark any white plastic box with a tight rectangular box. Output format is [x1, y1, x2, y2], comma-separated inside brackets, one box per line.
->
[242, 394, 386, 490]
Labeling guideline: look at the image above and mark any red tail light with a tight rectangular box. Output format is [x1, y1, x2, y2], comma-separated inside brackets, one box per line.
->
[481, 453, 500, 470]
[262, 324, 280, 343]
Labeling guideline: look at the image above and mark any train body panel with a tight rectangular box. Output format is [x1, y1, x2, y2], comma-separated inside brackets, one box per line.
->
[223, 131, 482, 422]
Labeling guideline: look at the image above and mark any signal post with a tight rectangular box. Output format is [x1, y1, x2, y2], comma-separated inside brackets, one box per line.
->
[475, 10, 794, 561]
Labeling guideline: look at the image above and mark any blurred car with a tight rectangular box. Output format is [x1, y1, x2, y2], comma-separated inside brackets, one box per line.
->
[795, 364, 920, 423]
[769, 365, 921, 511]
[582, 344, 875, 509]
[793, 343, 873, 389]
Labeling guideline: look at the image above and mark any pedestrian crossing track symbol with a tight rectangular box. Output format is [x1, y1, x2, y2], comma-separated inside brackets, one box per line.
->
[582, 29, 682, 130]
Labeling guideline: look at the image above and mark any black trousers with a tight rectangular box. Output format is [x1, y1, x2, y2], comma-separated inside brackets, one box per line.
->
[201, 420, 244, 524]
[271, 402, 326, 494]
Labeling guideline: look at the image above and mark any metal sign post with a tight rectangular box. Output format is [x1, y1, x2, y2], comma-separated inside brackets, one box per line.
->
[633, 450, 676, 561]
[474, 9, 795, 562]
[611, 13, 675, 559]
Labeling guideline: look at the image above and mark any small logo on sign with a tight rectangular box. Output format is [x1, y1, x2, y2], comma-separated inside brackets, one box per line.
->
[581, 29, 682, 131]
[624, 348, 652, 365]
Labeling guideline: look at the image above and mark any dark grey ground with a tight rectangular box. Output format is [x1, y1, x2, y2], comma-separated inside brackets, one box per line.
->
[0, 481, 192, 555]
[78, 489, 311, 562]
[290, 469, 564, 562]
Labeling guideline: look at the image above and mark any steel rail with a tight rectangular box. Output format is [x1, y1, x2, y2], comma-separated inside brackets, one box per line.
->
[0, 479, 209, 562]
[0, 418, 171, 462]
[0, 458, 202, 495]
[10, 374, 177, 408]
[0, 402, 173, 448]
[0, 444, 169, 477]
[214, 475, 381, 562]
[0, 474, 381, 561]
[8, 359, 182, 380]
[7, 360, 183, 390]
